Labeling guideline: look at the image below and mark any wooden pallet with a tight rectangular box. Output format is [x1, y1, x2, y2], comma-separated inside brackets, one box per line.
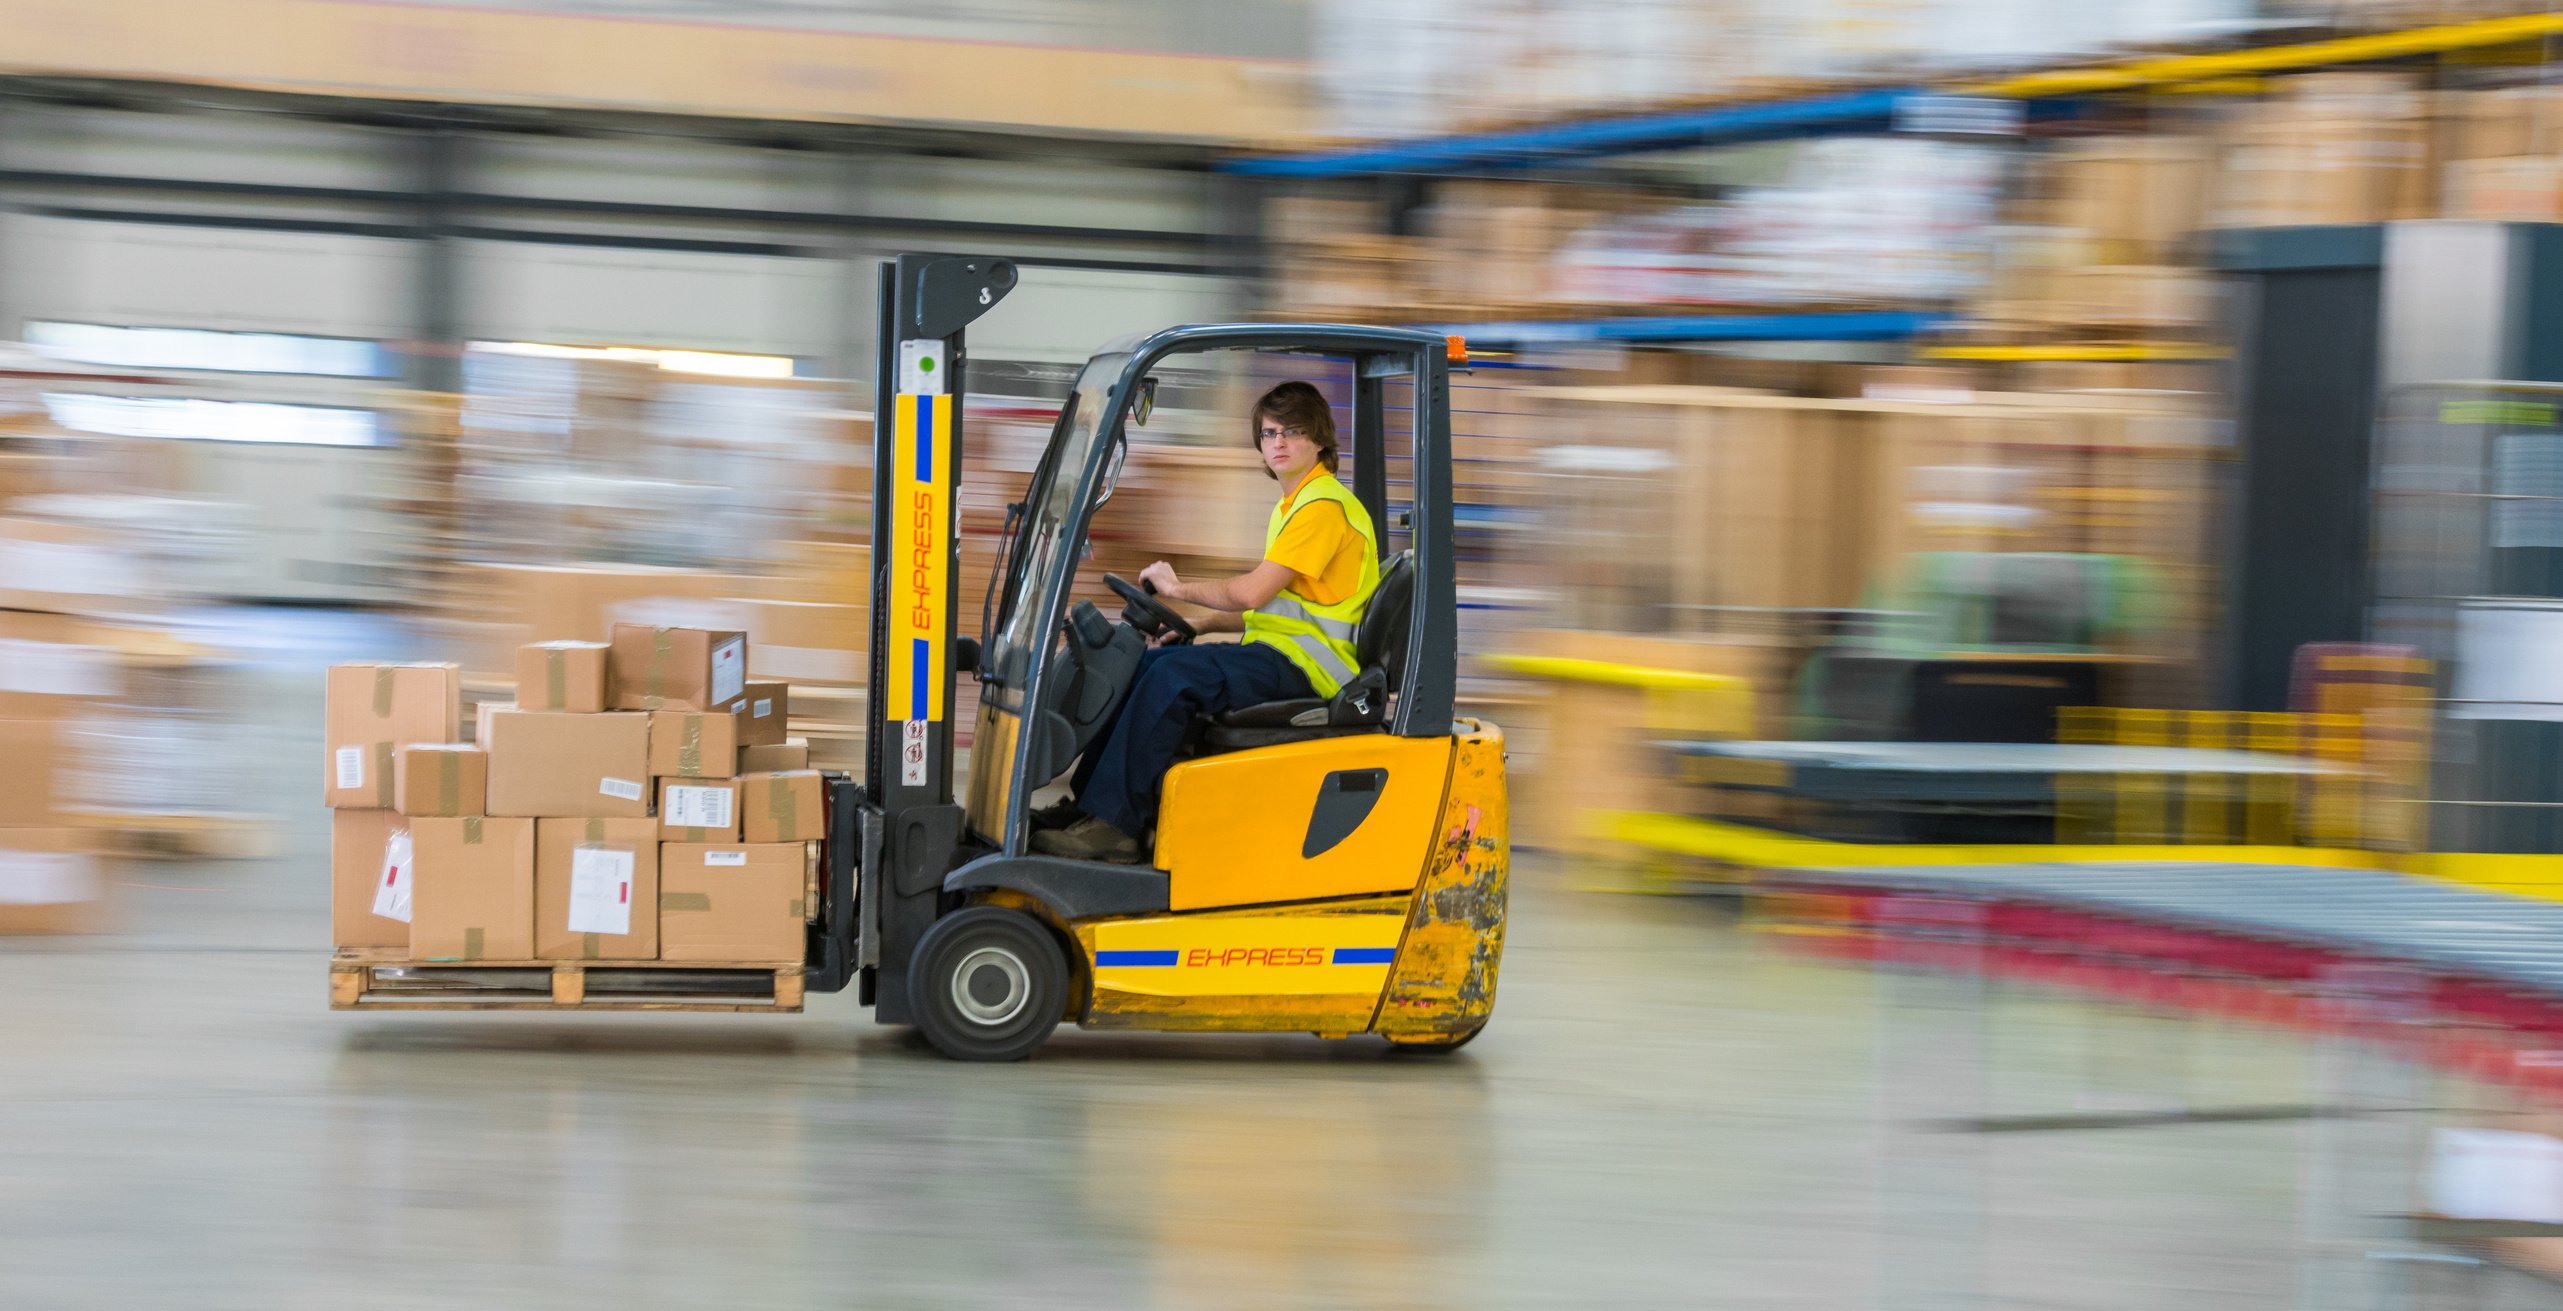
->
[329, 948, 804, 1013]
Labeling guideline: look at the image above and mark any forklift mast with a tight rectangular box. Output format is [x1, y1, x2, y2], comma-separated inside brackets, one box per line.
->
[807, 254, 1015, 1014]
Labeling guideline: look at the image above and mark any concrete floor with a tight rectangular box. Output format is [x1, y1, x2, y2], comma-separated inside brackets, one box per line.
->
[2, 609, 2559, 1309]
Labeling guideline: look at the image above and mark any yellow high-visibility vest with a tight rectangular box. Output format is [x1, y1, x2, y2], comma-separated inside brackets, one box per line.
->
[1241, 469, 1379, 698]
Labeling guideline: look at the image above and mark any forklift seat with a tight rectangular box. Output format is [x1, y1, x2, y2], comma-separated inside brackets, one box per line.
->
[1199, 551, 1414, 753]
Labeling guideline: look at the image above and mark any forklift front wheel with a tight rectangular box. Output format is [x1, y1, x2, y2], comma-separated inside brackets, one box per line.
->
[909, 906, 1069, 1062]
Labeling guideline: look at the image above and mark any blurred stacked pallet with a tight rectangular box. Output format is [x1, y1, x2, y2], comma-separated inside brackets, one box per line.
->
[0, 495, 277, 930]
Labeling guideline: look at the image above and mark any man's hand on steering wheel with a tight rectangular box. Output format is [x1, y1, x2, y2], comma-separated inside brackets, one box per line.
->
[1103, 570, 1196, 645]
[1138, 561, 1183, 598]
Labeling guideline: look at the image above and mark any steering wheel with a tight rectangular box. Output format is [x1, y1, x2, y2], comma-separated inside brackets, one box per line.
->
[1103, 573, 1195, 645]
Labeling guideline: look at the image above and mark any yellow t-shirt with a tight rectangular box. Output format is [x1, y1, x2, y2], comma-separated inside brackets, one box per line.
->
[1264, 478, 1368, 606]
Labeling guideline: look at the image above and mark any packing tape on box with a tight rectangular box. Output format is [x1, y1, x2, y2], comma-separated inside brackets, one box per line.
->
[374, 742, 395, 809]
[768, 777, 797, 840]
[583, 932, 600, 960]
[438, 751, 459, 814]
[679, 716, 702, 776]
[373, 666, 394, 718]
[789, 899, 805, 918]
[463, 816, 483, 845]
[546, 647, 567, 710]
[649, 628, 673, 710]
[661, 891, 711, 911]
[464, 926, 485, 961]
[585, 817, 603, 843]
[680, 826, 704, 842]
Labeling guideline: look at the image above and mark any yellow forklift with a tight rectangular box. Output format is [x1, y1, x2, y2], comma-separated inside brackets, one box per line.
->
[803, 254, 1508, 1060]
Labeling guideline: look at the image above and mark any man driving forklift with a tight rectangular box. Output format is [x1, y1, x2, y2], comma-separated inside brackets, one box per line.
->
[1032, 380, 1382, 863]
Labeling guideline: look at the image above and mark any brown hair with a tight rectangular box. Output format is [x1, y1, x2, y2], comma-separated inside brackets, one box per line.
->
[1249, 380, 1338, 481]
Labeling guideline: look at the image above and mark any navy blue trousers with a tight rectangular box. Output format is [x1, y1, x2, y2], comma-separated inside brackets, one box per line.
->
[1071, 641, 1312, 836]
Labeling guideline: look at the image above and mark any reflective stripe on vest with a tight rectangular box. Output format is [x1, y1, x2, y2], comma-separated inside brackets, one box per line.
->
[1241, 469, 1379, 699]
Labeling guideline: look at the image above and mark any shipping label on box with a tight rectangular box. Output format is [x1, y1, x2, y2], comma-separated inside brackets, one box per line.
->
[483, 709, 650, 818]
[371, 830, 414, 924]
[409, 816, 536, 962]
[330, 809, 410, 949]
[659, 779, 741, 842]
[609, 625, 748, 713]
[324, 663, 461, 809]
[739, 770, 825, 843]
[649, 709, 741, 780]
[740, 681, 788, 747]
[567, 846, 634, 936]
[515, 640, 610, 713]
[535, 817, 658, 960]
[659, 841, 805, 963]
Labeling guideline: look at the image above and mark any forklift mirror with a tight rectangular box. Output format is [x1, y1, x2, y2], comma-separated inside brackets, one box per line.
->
[1131, 376, 1158, 428]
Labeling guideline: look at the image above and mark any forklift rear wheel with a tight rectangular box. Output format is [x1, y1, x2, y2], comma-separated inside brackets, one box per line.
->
[909, 906, 1068, 1061]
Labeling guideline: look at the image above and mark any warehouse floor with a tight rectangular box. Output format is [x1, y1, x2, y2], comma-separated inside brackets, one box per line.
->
[0, 610, 2556, 1309]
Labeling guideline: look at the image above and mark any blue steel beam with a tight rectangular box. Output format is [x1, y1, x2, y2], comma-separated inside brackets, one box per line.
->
[1225, 87, 1924, 179]
[1430, 309, 1955, 347]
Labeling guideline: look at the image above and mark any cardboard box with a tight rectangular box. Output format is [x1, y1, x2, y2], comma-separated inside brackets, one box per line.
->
[535, 816, 659, 961]
[325, 663, 461, 809]
[2446, 156, 2563, 222]
[394, 744, 487, 818]
[515, 640, 610, 713]
[609, 625, 747, 712]
[739, 739, 810, 772]
[482, 708, 650, 818]
[409, 816, 535, 961]
[733, 602, 864, 685]
[650, 709, 740, 780]
[330, 809, 411, 948]
[0, 517, 150, 616]
[739, 770, 826, 843]
[0, 718, 72, 826]
[659, 841, 806, 963]
[0, 828, 105, 934]
[659, 777, 742, 842]
[0, 613, 119, 720]
[740, 681, 789, 747]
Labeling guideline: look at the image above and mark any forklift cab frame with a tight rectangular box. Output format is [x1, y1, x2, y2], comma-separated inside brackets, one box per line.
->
[817, 255, 1502, 1060]
[974, 322, 1461, 847]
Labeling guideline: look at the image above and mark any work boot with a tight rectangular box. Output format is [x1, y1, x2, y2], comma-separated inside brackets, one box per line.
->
[1033, 815, 1142, 864]
[1028, 797, 1084, 831]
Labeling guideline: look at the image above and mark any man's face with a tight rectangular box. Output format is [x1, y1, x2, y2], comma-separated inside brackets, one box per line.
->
[1258, 415, 1320, 482]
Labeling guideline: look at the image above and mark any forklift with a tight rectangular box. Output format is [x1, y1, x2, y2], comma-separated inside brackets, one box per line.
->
[802, 254, 1509, 1060]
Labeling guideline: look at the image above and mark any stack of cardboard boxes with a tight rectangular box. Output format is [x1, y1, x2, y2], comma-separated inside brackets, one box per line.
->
[0, 523, 255, 932]
[328, 625, 824, 966]
[0, 614, 116, 933]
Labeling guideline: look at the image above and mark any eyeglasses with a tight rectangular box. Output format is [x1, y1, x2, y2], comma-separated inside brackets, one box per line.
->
[1258, 425, 1310, 441]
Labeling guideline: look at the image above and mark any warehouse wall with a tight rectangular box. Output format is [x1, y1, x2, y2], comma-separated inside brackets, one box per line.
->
[0, 98, 1234, 600]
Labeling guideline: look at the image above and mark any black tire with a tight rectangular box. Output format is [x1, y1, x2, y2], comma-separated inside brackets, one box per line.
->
[908, 906, 1069, 1062]
[1386, 1025, 1483, 1055]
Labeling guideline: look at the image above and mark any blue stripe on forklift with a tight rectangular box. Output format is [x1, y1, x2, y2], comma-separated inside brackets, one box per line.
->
[910, 638, 928, 720]
[1094, 950, 1179, 966]
[912, 392, 934, 482]
[1331, 947, 1397, 965]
